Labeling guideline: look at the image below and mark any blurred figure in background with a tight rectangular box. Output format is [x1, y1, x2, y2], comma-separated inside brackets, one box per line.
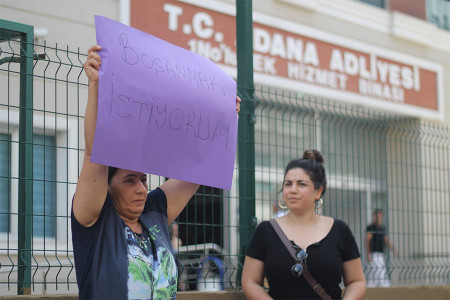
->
[170, 222, 183, 252]
[170, 222, 187, 291]
[366, 209, 399, 287]
[272, 200, 288, 218]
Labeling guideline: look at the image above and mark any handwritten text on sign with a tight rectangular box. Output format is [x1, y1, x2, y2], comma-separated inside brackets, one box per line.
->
[91, 15, 237, 190]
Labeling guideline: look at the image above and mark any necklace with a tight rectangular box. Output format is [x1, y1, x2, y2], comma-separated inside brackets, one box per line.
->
[130, 228, 149, 250]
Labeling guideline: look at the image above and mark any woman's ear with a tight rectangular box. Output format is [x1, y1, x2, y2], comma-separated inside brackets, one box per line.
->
[315, 186, 323, 200]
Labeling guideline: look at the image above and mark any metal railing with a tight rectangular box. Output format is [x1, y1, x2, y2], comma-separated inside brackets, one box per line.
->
[250, 86, 450, 286]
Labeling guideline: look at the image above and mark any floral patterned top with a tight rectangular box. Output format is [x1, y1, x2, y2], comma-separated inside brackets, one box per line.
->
[72, 188, 177, 299]
[124, 222, 177, 299]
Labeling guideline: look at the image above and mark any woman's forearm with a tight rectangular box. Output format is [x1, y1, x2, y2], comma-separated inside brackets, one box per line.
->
[242, 282, 272, 300]
[84, 82, 99, 155]
[342, 281, 366, 300]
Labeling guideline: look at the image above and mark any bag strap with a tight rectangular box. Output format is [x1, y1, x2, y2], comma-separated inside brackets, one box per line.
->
[269, 219, 332, 300]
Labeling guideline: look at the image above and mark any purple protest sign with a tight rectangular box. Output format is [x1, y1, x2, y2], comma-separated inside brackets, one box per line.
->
[91, 16, 237, 190]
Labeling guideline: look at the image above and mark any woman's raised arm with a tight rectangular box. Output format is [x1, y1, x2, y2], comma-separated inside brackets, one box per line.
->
[73, 45, 109, 227]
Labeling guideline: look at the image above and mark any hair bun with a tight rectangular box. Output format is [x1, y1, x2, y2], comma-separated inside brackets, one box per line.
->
[303, 149, 324, 164]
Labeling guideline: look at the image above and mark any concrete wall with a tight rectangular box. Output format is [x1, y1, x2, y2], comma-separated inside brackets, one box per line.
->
[0, 0, 120, 50]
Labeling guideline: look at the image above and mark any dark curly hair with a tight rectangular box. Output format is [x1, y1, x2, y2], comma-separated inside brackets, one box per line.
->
[108, 166, 119, 185]
[283, 149, 327, 197]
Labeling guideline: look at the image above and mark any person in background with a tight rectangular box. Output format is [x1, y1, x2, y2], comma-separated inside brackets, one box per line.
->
[170, 221, 187, 291]
[272, 200, 288, 218]
[242, 150, 366, 300]
[366, 208, 398, 287]
[71, 45, 240, 299]
[170, 221, 183, 252]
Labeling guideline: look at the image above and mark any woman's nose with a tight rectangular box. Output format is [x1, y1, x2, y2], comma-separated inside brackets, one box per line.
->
[136, 181, 147, 193]
[289, 184, 299, 193]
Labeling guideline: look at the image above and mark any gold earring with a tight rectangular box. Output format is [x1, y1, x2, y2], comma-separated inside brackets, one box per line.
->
[315, 198, 323, 210]
[278, 198, 287, 209]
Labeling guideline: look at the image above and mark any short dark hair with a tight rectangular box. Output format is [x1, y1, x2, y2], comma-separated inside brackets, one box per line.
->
[108, 167, 119, 184]
[283, 149, 327, 197]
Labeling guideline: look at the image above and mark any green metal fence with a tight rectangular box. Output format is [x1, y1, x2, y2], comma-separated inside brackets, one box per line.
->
[252, 87, 450, 286]
[1, 18, 450, 296]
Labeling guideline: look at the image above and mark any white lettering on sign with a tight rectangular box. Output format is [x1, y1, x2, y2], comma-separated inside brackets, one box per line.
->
[254, 54, 277, 74]
[344, 52, 358, 76]
[192, 12, 214, 39]
[288, 62, 348, 90]
[359, 56, 370, 79]
[188, 39, 238, 65]
[254, 27, 319, 66]
[286, 36, 303, 62]
[254, 28, 271, 53]
[413, 65, 420, 91]
[162, 3, 425, 106]
[359, 79, 405, 102]
[329, 49, 419, 92]
[401, 67, 413, 89]
[163, 3, 183, 31]
[303, 42, 319, 66]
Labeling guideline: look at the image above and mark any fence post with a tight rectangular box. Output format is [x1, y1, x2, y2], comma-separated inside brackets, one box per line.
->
[236, 0, 256, 287]
[18, 22, 34, 296]
[0, 19, 35, 295]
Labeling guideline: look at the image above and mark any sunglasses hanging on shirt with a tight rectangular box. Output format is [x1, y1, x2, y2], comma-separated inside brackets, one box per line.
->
[291, 245, 308, 277]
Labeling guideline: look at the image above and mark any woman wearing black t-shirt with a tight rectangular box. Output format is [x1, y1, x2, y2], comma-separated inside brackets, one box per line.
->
[242, 150, 366, 299]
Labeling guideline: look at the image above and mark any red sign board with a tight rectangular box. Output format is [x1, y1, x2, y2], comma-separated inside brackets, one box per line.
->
[131, 0, 441, 118]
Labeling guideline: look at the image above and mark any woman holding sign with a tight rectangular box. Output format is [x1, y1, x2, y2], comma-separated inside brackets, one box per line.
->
[72, 45, 240, 299]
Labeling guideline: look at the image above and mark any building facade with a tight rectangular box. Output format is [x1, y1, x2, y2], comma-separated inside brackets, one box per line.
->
[1, 0, 449, 294]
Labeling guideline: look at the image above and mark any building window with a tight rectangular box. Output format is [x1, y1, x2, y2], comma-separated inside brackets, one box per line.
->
[0, 133, 11, 233]
[358, 0, 385, 9]
[33, 134, 56, 237]
[427, 0, 450, 31]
